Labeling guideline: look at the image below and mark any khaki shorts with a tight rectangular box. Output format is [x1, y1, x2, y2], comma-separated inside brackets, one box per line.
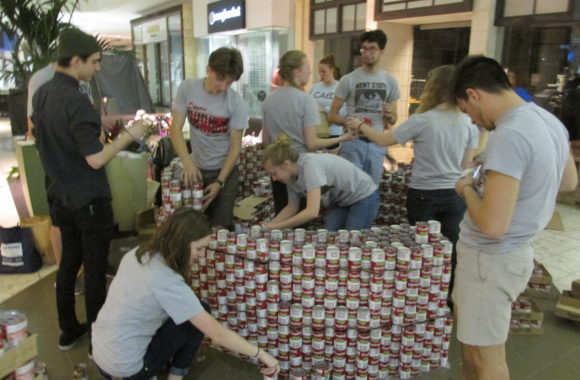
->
[452, 240, 534, 346]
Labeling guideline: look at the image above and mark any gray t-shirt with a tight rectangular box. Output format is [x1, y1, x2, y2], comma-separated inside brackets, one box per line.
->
[287, 153, 378, 207]
[262, 86, 321, 153]
[334, 67, 400, 132]
[27, 64, 93, 117]
[92, 248, 204, 377]
[460, 103, 570, 252]
[309, 81, 346, 136]
[392, 106, 479, 190]
[173, 78, 249, 170]
[27, 65, 55, 117]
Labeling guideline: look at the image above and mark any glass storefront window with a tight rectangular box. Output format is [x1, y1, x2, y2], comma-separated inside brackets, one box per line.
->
[311, 0, 366, 39]
[326, 7, 338, 33]
[168, 14, 184, 102]
[355, 3, 366, 30]
[536, 0, 568, 14]
[342, 5, 355, 32]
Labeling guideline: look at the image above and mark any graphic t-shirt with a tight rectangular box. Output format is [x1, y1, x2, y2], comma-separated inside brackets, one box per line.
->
[173, 78, 249, 170]
[309, 81, 346, 136]
[334, 68, 400, 132]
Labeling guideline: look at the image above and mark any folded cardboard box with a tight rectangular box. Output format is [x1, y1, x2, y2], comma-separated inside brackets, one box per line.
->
[511, 296, 544, 321]
[523, 283, 551, 299]
[529, 261, 552, 285]
[555, 291, 580, 323]
[0, 334, 38, 378]
[571, 279, 580, 300]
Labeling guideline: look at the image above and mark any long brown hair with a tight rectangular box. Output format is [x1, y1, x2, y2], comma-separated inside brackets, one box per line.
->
[278, 50, 306, 88]
[136, 208, 212, 280]
[319, 54, 341, 80]
[262, 134, 300, 166]
[416, 65, 457, 113]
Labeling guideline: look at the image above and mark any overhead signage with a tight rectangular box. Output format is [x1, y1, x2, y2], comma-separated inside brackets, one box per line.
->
[141, 18, 168, 44]
[207, 0, 246, 34]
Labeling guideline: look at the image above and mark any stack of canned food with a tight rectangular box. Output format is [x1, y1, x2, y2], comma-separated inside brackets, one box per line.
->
[238, 143, 267, 199]
[0, 310, 48, 379]
[158, 158, 205, 224]
[191, 221, 453, 379]
[375, 163, 412, 226]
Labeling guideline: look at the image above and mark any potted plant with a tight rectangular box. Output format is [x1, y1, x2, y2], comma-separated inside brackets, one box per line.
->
[0, 0, 79, 135]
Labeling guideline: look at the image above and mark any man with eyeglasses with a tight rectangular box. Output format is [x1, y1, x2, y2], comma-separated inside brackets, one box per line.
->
[328, 29, 400, 186]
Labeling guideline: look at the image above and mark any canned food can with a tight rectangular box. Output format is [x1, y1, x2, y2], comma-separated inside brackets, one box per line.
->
[0, 310, 28, 347]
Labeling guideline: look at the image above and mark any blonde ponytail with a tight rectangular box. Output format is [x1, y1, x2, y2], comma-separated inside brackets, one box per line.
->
[262, 134, 300, 166]
[278, 50, 306, 89]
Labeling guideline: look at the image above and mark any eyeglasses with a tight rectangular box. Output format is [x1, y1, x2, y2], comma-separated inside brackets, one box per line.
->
[360, 46, 380, 53]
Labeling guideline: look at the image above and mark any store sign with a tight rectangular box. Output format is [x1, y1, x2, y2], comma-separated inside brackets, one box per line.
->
[207, 0, 246, 33]
[141, 18, 167, 44]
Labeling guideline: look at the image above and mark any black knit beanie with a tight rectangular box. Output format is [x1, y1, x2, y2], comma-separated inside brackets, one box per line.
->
[57, 28, 100, 60]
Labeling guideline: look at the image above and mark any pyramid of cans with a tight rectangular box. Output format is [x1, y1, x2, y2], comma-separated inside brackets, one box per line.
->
[238, 143, 266, 199]
[191, 220, 453, 379]
[158, 158, 204, 224]
[376, 164, 412, 225]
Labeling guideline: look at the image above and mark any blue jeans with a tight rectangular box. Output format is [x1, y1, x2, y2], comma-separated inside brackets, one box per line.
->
[324, 192, 379, 231]
[339, 139, 386, 184]
[406, 187, 466, 296]
[98, 302, 210, 380]
[52, 199, 113, 334]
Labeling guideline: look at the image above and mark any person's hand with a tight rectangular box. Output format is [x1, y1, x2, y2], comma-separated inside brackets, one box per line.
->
[128, 118, 153, 139]
[383, 102, 396, 123]
[345, 117, 362, 131]
[258, 350, 280, 378]
[182, 160, 203, 188]
[455, 174, 474, 197]
[341, 127, 358, 141]
[202, 182, 221, 210]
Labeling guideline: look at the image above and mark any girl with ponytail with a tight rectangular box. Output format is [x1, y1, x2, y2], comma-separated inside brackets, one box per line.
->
[309, 54, 347, 153]
[262, 50, 354, 213]
[261, 134, 378, 231]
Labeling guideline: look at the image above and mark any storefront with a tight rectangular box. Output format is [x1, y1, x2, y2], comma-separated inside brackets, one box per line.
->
[193, 0, 294, 118]
[497, 3, 579, 94]
[131, 5, 192, 111]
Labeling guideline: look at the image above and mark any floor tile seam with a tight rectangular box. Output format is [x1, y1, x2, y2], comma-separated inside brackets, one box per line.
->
[521, 344, 580, 380]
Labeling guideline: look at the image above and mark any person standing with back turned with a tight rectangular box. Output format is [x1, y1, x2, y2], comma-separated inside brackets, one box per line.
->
[32, 28, 153, 351]
[452, 55, 578, 380]
[328, 29, 400, 185]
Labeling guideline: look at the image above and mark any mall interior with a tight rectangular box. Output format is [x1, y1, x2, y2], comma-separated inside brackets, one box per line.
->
[0, 0, 580, 379]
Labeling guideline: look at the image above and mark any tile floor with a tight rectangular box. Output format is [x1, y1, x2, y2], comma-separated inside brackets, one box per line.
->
[1, 118, 579, 378]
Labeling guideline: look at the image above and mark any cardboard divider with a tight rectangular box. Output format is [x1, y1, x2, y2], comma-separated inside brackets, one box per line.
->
[0, 334, 38, 378]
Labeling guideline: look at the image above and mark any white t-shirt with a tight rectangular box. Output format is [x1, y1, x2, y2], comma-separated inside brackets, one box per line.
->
[92, 248, 204, 377]
[173, 78, 249, 170]
[309, 81, 346, 136]
[460, 103, 569, 252]
[392, 106, 479, 190]
[334, 67, 400, 132]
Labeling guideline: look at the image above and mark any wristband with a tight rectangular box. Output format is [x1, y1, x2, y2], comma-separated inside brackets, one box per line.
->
[357, 121, 365, 130]
[214, 179, 224, 188]
[253, 347, 260, 358]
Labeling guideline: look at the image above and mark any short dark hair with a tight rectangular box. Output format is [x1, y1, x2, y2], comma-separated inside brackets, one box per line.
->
[136, 208, 212, 281]
[452, 55, 512, 103]
[57, 54, 91, 68]
[208, 47, 244, 80]
[360, 30, 387, 50]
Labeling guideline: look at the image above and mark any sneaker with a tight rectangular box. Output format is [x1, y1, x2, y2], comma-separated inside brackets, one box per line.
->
[58, 323, 89, 351]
